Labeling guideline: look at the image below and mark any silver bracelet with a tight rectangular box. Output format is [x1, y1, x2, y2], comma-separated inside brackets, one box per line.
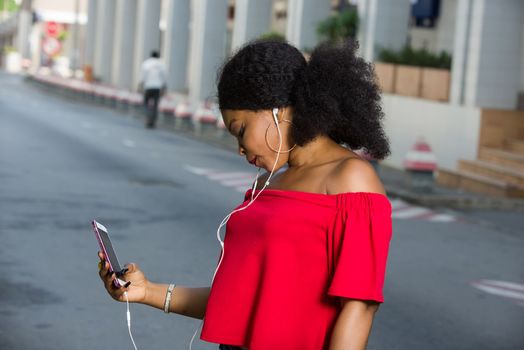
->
[164, 283, 175, 313]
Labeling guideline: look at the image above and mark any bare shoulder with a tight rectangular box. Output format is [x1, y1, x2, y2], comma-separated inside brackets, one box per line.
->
[327, 157, 386, 195]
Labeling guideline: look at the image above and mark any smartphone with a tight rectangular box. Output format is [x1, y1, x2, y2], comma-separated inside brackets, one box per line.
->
[92, 220, 126, 288]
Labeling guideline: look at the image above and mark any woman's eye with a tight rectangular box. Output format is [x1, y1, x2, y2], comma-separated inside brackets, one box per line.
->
[238, 126, 245, 137]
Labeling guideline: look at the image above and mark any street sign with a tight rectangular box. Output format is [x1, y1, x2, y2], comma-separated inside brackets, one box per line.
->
[46, 21, 59, 37]
[42, 37, 62, 57]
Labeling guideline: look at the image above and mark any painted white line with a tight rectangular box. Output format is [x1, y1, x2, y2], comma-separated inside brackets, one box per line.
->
[221, 178, 254, 186]
[392, 207, 431, 219]
[185, 166, 213, 175]
[471, 282, 524, 301]
[236, 186, 250, 192]
[122, 139, 135, 148]
[478, 280, 524, 293]
[390, 199, 410, 210]
[428, 214, 456, 222]
[207, 172, 254, 180]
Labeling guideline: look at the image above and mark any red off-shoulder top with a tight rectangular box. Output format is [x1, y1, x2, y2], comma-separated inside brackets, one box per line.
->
[200, 189, 393, 349]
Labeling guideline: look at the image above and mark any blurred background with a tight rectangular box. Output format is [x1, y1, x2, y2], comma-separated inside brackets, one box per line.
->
[0, 0, 523, 349]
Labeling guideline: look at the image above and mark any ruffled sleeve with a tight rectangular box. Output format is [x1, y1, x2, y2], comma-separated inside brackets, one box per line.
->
[327, 192, 393, 303]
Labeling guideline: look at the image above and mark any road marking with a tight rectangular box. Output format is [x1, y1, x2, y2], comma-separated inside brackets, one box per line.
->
[220, 178, 255, 187]
[392, 206, 431, 219]
[207, 172, 253, 181]
[185, 166, 458, 221]
[390, 199, 410, 210]
[122, 139, 135, 148]
[471, 280, 524, 306]
[428, 213, 456, 222]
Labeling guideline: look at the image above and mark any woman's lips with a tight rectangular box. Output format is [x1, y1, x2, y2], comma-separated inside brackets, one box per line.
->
[249, 157, 257, 166]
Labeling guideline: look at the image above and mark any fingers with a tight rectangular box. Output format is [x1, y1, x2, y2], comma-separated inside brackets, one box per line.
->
[123, 262, 137, 274]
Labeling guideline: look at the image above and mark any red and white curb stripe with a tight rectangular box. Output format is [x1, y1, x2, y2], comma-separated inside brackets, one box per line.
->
[390, 198, 456, 222]
[185, 166, 457, 222]
[470, 279, 524, 307]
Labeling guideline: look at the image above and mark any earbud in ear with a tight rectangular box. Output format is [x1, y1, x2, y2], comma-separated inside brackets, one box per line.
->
[272, 108, 279, 125]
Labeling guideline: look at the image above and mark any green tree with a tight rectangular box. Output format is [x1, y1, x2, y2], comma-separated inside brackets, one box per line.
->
[317, 8, 359, 44]
[0, 0, 19, 12]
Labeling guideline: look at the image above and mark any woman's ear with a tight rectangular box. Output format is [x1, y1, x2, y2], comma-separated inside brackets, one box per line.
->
[281, 106, 293, 122]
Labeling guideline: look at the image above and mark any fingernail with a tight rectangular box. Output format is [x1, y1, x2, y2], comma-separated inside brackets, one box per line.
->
[124, 281, 131, 288]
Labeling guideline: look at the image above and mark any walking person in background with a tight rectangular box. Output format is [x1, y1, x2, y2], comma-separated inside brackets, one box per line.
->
[139, 50, 167, 129]
[98, 39, 393, 349]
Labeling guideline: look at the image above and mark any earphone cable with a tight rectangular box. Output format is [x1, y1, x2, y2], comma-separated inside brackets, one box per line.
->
[124, 291, 139, 350]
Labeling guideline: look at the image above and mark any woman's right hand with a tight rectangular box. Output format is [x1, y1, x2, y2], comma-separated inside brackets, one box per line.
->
[97, 251, 148, 303]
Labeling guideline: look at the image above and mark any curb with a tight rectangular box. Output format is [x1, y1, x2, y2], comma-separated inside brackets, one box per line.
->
[385, 186, 524, 212]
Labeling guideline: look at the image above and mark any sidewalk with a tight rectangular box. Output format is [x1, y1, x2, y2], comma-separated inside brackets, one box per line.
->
[376, 164, 524, 211]
[24, 71, 524, 212]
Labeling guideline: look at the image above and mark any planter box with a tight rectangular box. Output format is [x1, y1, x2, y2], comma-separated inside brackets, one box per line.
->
[374, 62, 396, 93]
[394, 65, 422, 97]
[421, 68, 450, 102]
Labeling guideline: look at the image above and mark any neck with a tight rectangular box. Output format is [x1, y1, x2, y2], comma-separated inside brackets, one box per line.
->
[287, 136, 342, 168]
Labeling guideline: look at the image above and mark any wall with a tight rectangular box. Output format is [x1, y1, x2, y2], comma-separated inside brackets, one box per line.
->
[520, 17, 524, 94]
[464, 0, 524, 109]
[435, 0, 456, 54]
[381, 94, 481, 171]
[408, 0, 456, 54]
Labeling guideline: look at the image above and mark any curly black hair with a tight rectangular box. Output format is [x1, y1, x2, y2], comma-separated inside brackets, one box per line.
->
[217, 39, 390, 160]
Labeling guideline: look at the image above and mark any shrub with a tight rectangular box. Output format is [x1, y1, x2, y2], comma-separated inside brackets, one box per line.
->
[259, 31, 286, 42]
[378, 47, 452, 69]
[317, 8, 359, 44]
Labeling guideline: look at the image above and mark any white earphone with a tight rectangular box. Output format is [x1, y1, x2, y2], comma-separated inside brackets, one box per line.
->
[272, 107, 279, 125]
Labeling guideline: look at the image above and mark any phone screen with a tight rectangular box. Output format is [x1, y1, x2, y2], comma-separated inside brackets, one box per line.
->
[93, 221, 122, 274]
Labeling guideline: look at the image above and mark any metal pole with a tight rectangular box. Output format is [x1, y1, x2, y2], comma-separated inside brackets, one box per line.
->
[71, 0, 80, 74]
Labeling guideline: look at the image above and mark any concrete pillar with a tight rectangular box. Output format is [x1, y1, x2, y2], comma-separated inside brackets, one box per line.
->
[188, 0, 228, 105]
[286, 0, 330, 51]
[162, 0, 190, 92]
[133, 0, 162, 89]
[111, 0, 138, 89]
[449, 0, 471, 106]
[231, 0, 272, 51]
[16, 0, 32, 59]
[451, 0, 524, 109]
[520, 18, 524, 96]
[93, 0, 116, 82]
[84, 0, 97, 69]
[357, 0, 410, 61]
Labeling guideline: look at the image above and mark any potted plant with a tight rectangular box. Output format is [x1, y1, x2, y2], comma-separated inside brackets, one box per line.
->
[377, 47, 452, 101]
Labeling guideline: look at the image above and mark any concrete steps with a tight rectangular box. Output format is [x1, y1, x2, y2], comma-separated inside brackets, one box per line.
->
[437, 169, 524, 198]
[458, 159, 524, 187]
[478, 147, 524, 172]
[505, 138, 524, 154]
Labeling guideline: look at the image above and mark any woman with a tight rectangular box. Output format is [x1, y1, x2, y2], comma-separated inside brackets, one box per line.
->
[98, 39, 393, 350]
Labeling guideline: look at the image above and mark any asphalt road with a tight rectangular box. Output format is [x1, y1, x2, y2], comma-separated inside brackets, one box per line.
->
[1, 72, 523, 350]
